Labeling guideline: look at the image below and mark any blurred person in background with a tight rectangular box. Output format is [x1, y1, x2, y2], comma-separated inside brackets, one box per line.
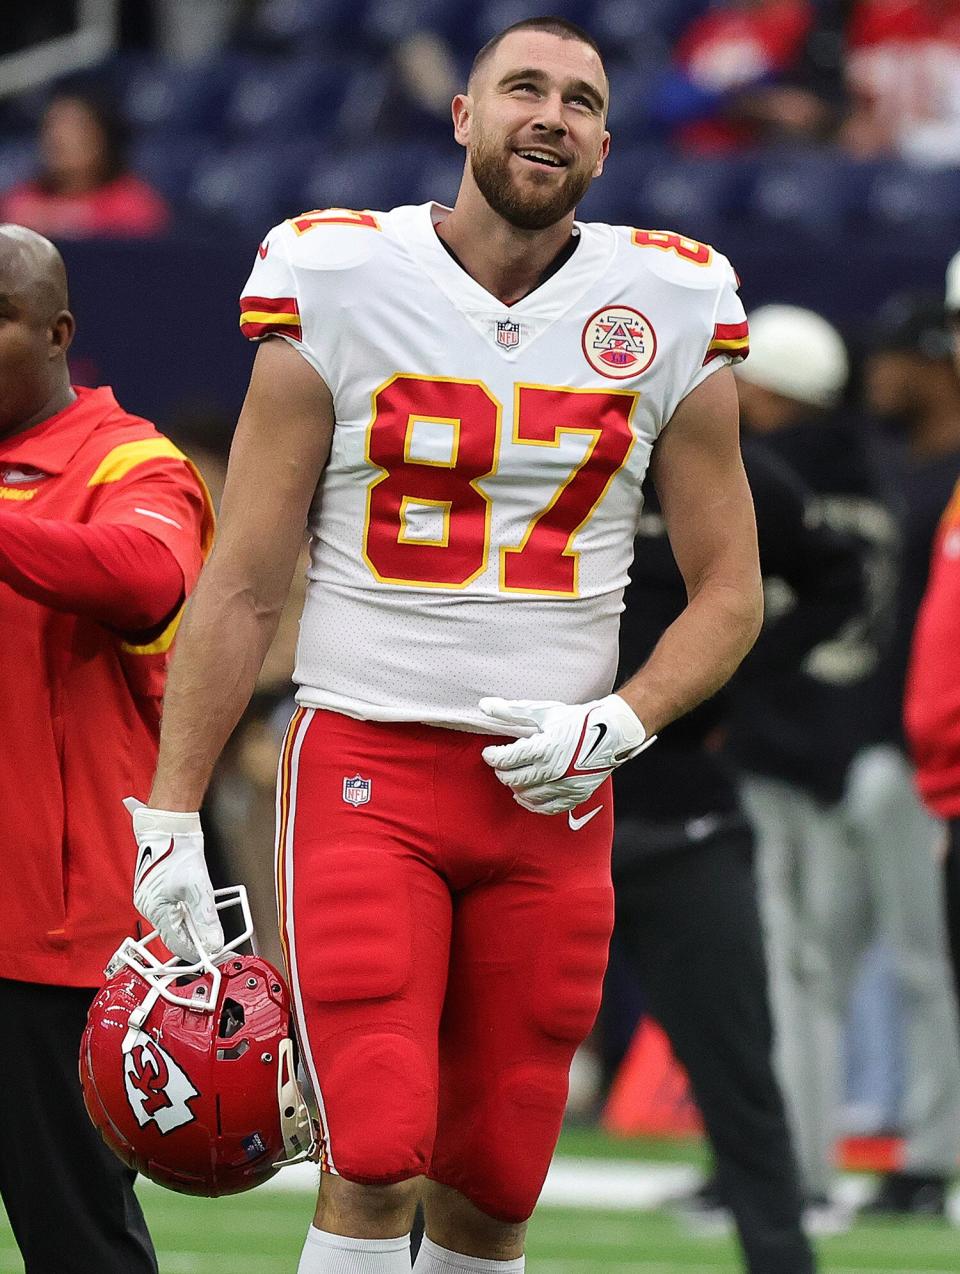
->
[841, 0, 960, 164]
[0, 224, 212, 1272]
[651, 0, 846, 152]
[905, 250, 960, 1027]
[612, 432, 867, 1272]
[730, 302, 960, 1219]
[862, 292, 960, 770]
[0, 88, 171, 239]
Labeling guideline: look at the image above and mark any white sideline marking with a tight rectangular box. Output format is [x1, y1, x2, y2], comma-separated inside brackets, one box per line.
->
[136, 1155, 960, 1223]
[541, 1159, 699, 1209]
[137, 1158, 699, 1207]
[537, 1266, 960, 1274]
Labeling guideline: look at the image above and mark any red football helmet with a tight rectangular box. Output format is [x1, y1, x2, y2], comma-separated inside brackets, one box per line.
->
[80, 886, 316, 1196]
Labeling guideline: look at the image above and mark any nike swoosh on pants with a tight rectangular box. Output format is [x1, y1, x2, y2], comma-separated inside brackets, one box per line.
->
[568, 805, 603, 831]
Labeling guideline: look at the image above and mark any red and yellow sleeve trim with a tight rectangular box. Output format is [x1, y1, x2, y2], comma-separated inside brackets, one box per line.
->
[112, 455, 216, 659]
[239, 294, 302, 342]
[703, 320, 750, 366]
[87, 437, 186, 486]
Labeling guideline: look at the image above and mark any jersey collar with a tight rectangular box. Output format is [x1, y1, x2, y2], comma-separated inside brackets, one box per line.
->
[404, 202, 616, 325]
[0, 386, 121, 474]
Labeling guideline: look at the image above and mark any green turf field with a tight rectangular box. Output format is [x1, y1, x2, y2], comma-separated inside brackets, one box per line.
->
[2, 1129, 957, 1272]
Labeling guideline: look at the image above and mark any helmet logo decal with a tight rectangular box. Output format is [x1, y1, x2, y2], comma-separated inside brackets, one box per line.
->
[124, 1037, 199, 1134]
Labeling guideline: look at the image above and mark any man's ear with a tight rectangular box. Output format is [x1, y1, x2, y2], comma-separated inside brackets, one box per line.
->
[593, 131, 611, 178]
[451, 93, 472, 147]
[49, 309, 75, 359]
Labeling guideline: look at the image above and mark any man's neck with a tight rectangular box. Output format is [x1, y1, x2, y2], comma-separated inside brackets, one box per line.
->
[0, 382, 76, 444]
[436, 192, 576, 306]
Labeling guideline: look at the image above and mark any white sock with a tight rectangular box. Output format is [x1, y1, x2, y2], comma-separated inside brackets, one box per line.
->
[297, 1226, 412, 1273]
[412, 1236, 524, 1273]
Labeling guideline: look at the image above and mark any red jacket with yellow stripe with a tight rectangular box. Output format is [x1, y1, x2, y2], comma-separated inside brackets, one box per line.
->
[0, 387, 214, 986]
[906, 478, 960, 819]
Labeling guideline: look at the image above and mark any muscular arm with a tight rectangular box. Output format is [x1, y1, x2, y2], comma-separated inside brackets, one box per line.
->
[150, 339, 334, 810]
[617, 367, 763, 733]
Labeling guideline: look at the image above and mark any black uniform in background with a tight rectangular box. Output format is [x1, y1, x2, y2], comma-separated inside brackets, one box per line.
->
[611, 437, 863, 1274]
[0, 980, 156, 1274]
[725, 415, 899, 802]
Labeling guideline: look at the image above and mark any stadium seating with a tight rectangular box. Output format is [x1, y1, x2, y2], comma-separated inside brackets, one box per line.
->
[221, 57, 357, 141]
[298, 141, 445, 216]
[363, 0, 466, 48]
[1, 1, 957, 249]
[189, 141, 320, 231]
[115, 54, 243, 138]
[245, 0, 365, 49]
[131, 134, 216, 205]
[745, 150, 868, 236]
[0, 138, 37, 195]
[866, 163, 960, 236]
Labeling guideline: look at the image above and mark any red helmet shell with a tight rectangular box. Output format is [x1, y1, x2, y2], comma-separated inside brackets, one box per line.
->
[80, 954, 295, 1196]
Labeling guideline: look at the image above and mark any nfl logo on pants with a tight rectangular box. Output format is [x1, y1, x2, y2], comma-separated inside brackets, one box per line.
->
[342, 775, 371, 807]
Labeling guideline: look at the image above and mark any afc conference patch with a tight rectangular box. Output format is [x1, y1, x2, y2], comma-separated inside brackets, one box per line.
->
[342, 775, 372, 807]
[581, 305, 657, 379]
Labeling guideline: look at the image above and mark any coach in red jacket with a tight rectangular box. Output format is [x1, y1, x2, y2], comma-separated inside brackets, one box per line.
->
[905, 249, 960, 1026]
[0, 224, 213, 1272]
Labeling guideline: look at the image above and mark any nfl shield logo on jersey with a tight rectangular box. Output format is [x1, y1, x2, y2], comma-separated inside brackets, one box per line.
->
[342, 775, 372, 807]
[496, 319, 521, 349]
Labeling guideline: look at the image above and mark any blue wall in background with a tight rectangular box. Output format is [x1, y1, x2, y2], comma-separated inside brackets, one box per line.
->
[61, 227, 958, 436]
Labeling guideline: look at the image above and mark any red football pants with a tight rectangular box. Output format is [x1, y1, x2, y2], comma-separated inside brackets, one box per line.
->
[275, 708, 614, 1223]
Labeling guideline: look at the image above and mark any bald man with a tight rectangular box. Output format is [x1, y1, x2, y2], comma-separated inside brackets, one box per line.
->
[0, 225, 214, 1273]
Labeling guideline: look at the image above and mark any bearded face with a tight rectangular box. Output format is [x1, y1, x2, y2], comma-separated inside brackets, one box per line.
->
[467, 122, 599, 231]
[457, 31, 609, 232]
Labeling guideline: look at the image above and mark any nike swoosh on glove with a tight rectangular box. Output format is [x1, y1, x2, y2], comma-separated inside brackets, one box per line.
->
[125, 797, 224, 962]
[478, 694, 656, 815]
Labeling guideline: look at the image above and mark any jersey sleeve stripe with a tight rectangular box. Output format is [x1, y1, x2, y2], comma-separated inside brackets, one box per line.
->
[712, 320, 749, 341]
[239, 315, 304, 340]
[87, 438, 187, 486]
[239, 294, 302, 342]
[703, 319, 750, 366]
[240, 294, 299, 315]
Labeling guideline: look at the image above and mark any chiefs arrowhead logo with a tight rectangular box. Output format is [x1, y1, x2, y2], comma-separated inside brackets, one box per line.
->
[258, 240, 270, 259]
[124, 1036, 199, 1134]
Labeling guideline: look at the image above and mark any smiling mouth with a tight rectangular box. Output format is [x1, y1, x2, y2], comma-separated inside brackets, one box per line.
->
[514, 149, 568, 170]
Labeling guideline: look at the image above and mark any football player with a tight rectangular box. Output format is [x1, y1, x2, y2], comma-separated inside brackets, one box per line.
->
[131, 17, 763, 1274]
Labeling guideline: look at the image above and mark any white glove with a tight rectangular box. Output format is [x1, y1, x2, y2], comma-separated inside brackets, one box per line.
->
[479, 694, 655, 815]
[125, 797, 224, 963]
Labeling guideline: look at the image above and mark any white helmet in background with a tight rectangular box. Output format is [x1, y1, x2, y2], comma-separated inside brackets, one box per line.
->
[735, 304, 849, 409]
[945, 248, 960, 314]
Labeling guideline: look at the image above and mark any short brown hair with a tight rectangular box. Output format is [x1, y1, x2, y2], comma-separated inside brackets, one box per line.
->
[468, 15, 605, 89]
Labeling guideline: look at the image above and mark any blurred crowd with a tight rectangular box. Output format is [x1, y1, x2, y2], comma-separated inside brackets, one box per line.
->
[2, 0, 960, 1246]
[3, 1, 960, 239]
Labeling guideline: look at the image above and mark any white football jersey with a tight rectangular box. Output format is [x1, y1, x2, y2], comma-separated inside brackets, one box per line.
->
[240, 203, 748, 733]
